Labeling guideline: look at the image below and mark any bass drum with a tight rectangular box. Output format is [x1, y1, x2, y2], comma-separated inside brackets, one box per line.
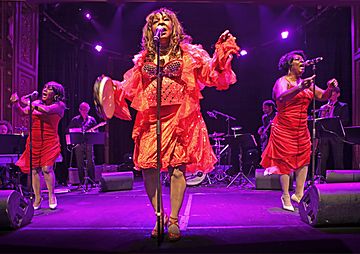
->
[186, 172, 207, 186]
[93, 75, 115, 120]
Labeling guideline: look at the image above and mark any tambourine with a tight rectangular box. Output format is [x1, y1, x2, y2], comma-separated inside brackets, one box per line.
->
[93, 75, 115, 120]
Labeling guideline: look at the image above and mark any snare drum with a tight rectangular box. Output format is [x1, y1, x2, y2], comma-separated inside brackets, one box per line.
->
[93, 76, 115, 120]
[186, 171, 207, 186]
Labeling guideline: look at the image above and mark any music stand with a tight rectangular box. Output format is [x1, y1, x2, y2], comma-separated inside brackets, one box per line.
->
[311, 117, 345, 181]
[68, 132, 105, 192]
[226, 133, 256, 188]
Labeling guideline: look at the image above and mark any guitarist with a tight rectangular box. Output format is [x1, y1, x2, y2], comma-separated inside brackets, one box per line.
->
[67, 102, 98, 185]
[258, 100, 277, 152]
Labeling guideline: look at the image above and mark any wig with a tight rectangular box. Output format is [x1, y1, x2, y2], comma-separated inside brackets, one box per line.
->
[141, 8, 192, 61]
[278, 50, 306, 72]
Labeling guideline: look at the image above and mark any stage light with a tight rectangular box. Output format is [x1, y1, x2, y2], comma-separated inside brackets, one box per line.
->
[281, 30, 289, 39]
[84, 11, 92, 20]
[240, 49, 248, 56]
[94, 44, 102, 52]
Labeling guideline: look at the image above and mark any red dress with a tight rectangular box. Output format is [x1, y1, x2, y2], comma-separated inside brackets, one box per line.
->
[114, 40, 239, 173]
[16, 113, 62, 173]
[261, 77, 314, 174]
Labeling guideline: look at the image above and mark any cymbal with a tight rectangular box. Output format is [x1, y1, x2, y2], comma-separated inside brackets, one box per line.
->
[212, 137, 225, 141]
[209, 132, 225, 138]
[231, 126, 242, 131]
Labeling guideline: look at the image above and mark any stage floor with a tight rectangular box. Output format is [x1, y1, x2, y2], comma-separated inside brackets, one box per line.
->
[0, 176, 359, 253]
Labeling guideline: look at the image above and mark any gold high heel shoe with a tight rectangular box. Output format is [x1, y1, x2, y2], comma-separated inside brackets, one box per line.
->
[291, 194, 302, 204]
[167, 216, 181, 241]
[49, 196, 57, 210]
[151, 214, 168, 238]
[33, 197, 43, 210]
[281, 195, 295, 212]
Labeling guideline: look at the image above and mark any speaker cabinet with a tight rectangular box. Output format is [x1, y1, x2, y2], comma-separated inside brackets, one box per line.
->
[326, 170, 360, 183]
[100, 171, 134, 192]
[255, 168, 294, 190]
[299, 183, 360, 226]
[68, 166, 103, 184]
[0, 190, 33, 229]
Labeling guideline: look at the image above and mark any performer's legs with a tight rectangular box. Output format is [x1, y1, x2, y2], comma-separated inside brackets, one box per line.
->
[331, 138, 344, 169]
[168, 165, 186, 240]
[294, 166, 308, 199]
[86, 144, 95, 181]
[42, 165, 57, 206]
[280, 174, 292, 206]
[319, 138, 330, 177]
[32, 167, 42, 206]
[74, 145, 85, 184]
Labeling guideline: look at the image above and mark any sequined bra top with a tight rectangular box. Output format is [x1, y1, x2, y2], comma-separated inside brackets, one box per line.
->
[142, 60, 185, 107]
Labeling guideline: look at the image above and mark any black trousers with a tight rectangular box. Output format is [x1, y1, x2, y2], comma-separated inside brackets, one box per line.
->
[319, 137, 344, 177]
[74, 144, 95, 183]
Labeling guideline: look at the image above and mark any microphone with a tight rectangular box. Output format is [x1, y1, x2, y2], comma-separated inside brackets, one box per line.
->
[153, 26, 164, 42]
[305, 57, 323, 66]
[207, 111, 217, 119]
[23, 91, 39, 99]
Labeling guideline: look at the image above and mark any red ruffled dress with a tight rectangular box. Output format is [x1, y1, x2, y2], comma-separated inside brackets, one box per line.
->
[16, 113, 62, 173]
[261, 77, 314, 175]
[114, 40, 239, 173]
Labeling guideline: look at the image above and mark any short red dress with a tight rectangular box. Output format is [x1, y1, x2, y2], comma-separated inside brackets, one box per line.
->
[261, 77, 314, 174]
[16, 113, 62, 173]
[114, 40, 239, 174]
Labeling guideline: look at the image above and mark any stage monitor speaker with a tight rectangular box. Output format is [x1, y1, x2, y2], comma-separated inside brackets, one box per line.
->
[100, 171, 134, 192]
[255, 168, 294, 190]
[0, 190, 33, 229]
[299, 183, 360, 226]
[326, 170, 360, 183]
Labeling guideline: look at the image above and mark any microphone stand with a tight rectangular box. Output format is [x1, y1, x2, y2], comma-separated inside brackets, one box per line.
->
[155, 37, 163, 245]
[213, 110, 236, 136]
[310, 64, 317, 186]
[28, 96, 34, 201]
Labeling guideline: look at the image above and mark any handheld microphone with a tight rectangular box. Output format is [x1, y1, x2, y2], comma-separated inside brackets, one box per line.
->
[23, 91, 39, 99]
[153, 26, 165, 42]
[207, 111, 217, 119]
[305, 57, 323, 66]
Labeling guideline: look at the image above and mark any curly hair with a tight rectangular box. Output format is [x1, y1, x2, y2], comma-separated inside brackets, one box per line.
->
[44, 81, 66, 103]
[278, 50, 306, 72]
[141, 8, 192, 62]
[0, 120, 12, 134]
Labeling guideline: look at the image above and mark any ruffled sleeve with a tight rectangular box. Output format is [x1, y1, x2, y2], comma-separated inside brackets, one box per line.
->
[182, 37, 239, 91]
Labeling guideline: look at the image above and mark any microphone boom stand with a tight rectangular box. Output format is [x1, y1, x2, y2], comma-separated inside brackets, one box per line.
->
[310, 64, 317, 186]
[155, 37, 163, 245]
[28, 97, 34, 202]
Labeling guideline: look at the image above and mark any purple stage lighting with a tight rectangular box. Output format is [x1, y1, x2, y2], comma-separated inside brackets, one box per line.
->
[84, 12, 92, 20]
[240, 50, 248, 56]
[281, 31, 289, 39]
[94, 44, 102, 52]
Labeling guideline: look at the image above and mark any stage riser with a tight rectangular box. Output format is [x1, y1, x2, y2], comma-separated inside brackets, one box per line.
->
[0, 190, 33, 229]
[100, 172, 134, 192]
[326, 170, 360, 183]
[299, 183, 360, 226]
[255, 169, 294, 190]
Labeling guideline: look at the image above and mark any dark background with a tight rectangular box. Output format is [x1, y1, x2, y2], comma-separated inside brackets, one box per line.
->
[36, 2, 352, 182]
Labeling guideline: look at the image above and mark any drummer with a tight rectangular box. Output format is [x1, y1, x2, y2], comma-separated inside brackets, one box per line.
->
[100, 8, 240, 240]
[67, 102, 97, 185]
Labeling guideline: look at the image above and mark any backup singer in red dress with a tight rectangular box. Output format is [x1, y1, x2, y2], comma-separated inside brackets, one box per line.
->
[10, 81, 66, 210]
[113, 8, 239, 240]
[261, 50, 338, 212]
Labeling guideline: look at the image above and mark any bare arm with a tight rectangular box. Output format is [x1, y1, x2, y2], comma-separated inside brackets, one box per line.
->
[33, 101, 66, 117]
[311, 78, 338, 101]
[10, 93, 29, 116]
[272, 75, 315, 103]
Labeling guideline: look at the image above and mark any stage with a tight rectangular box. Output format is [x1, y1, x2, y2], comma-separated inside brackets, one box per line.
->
[0, 176, 359, 253]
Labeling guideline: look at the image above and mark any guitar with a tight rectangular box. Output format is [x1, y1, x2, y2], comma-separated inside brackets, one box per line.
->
[66, 121, 107, 149]
[260, 120, 273, 151]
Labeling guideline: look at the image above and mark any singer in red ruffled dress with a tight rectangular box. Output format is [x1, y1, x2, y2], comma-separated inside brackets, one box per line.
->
[10, 82, 66, 211]
[261, 50, 338, 212]
[112, 8, 240, 240]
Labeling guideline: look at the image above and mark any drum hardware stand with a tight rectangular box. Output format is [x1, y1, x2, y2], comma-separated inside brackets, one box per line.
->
[227, 146, 255, 188]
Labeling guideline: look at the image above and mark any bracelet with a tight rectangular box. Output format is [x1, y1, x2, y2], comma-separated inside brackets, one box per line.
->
[297, 83, 304, 90]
